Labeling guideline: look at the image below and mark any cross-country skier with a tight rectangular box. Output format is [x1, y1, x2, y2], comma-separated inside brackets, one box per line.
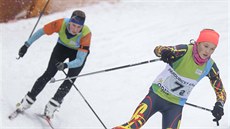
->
[16, 10, 91, 119]
[113, 29, 226, 129]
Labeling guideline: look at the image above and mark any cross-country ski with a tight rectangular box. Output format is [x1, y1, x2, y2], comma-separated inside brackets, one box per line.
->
[8, 109, 23, 120]
[35, 113, 55, 129]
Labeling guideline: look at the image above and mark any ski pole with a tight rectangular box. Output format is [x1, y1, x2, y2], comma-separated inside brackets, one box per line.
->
[17, 0, 51, 60]
[62, 70, 107, 129]
[185, 102, 219, 126]
[185, 102, 212, 112]
[50, 58, 161, 83]
[28, 0, 51, 39]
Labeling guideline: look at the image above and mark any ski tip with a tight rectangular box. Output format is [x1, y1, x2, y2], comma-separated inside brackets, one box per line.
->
[35, 113, 54, 129]
[8, 115, 12, 120]
[8, 109, 21, 120]
[35, 113, 50, 120]
[8, 115, 16, 120]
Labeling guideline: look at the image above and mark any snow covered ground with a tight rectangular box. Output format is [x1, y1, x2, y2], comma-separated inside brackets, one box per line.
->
[1, 0, 229, 129]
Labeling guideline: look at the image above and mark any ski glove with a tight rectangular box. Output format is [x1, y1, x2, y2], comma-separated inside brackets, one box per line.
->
[56, 62, 68, 71]
[160, 49, 176, 64]
[212, 102, 224, 122]
[18, 44, 29, 57]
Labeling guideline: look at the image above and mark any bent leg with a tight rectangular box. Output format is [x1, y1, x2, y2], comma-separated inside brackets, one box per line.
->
[28, 44, 67, 100]
[52, 49, 88, 104]
[114, 91, 158, 129]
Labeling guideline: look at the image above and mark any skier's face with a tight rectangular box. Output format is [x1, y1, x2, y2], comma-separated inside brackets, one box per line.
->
[69, 22, 83, 35]
[197, 42, 216, 59]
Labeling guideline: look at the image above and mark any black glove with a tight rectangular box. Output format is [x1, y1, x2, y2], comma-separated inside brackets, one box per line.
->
[212, 102, 224, 123]
[161, 49, 176, 64]
[18, 44, 28, 57]
[56, 62, 68, 71]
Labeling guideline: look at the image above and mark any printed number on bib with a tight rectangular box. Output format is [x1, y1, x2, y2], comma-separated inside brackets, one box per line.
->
[162, 73, 195, 99]
[171, 81, 186, 96]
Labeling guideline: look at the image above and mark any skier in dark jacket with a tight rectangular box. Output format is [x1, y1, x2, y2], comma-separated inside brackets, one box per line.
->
[16, 10, 91, 119]
[113, 29, 226, 129]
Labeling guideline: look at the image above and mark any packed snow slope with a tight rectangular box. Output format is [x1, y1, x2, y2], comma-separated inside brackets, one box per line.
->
[1, 0, 229, 129]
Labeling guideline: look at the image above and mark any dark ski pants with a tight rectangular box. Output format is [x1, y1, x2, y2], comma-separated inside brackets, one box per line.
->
[27, 43, 87, 104]
[120, 90, 183, 129]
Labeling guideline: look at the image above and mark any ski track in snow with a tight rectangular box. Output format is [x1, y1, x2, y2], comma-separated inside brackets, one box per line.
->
[1, 0, 229, 129]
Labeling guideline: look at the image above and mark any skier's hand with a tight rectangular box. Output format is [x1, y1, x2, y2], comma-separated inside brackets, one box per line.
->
[160, 49, 176, 64]
[56, 62, 67, 71]
[154, 46, 163, 57]
[18, 44, 28, 58]
[212, 102, 224, 122]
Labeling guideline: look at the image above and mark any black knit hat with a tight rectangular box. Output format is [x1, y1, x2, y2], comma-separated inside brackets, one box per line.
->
[71, 10, 85, 19]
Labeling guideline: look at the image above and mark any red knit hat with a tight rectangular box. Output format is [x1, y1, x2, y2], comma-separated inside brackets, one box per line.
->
[196, 29, 220, 46]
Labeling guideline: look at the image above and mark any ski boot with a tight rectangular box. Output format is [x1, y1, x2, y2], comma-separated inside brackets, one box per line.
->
[44, 98, 60, 119]
[16, 94, 35, 112]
